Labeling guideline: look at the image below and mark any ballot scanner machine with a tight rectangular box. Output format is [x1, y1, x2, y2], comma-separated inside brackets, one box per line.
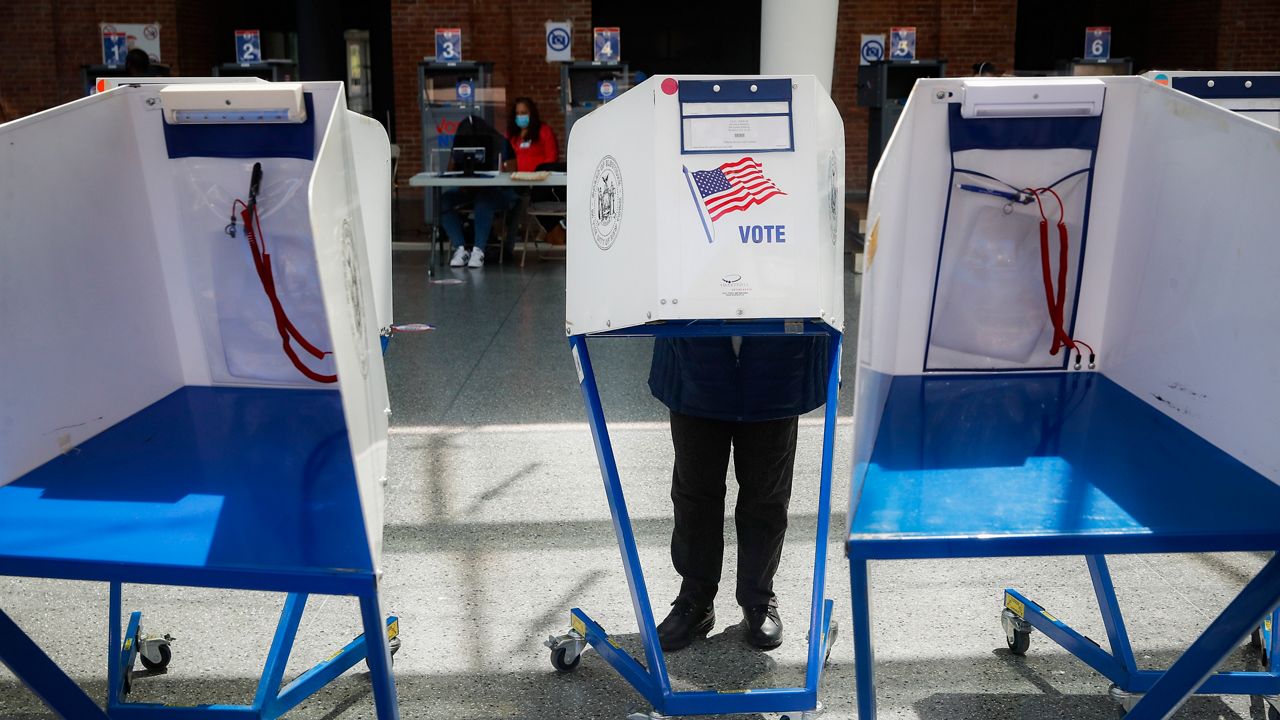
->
[549, 74, 844, 718]
[848, 76, 1280, 719]
[0, 80, 400, 719]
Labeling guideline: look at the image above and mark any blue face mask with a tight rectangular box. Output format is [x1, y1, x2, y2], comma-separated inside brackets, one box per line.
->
[514, 114, 530, 129]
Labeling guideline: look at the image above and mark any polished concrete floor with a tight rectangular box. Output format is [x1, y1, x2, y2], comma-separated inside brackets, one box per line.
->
[0, 250, 1273, 719]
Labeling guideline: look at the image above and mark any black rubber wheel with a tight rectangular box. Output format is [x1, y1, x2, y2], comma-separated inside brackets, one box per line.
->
[1007, 629, 1031, 656]
[1253, 628, 1264, 648]
[1267, 703, 1280, 720]
[551, 646, 581, 673]
[139, 643, 171, 671]
[122, 671, 132, 696]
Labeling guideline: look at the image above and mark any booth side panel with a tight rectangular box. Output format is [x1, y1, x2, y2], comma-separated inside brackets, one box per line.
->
[1100, 83, 1280, 483]
[566, 84, 657, 335]
[309, 91, 391, 565]
[126, 87, 215, 388]
[0, 92, 186, 485]
[348, 112, 394, 335]
[816, 89, 846, 331]
[1067, 81, 1140, 374]
[862, 84, 949, 375]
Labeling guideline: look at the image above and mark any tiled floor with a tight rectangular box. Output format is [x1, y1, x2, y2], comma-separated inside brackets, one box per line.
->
[0, 251, 1272, 720]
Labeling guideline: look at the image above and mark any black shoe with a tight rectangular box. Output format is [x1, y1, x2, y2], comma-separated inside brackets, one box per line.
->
[657, 600, 715, 651]
[743, 603, 783, 650]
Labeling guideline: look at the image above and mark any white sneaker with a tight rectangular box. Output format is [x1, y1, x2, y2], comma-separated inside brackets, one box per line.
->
[467, 247, 485, 269]
[450, 246, 469, 267]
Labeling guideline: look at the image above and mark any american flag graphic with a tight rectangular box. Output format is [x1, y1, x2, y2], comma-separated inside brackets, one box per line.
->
[690, 157, 786, 221]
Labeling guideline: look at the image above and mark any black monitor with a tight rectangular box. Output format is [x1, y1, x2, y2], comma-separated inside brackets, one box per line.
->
[447, 123, 508, 175]
[448, 143, 488, 176]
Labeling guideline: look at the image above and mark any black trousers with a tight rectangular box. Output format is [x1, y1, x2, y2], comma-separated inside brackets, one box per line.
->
[668, 410, 798, 608]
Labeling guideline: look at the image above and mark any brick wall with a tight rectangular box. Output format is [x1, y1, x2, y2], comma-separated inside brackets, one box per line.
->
[831, 0, 1018, 194]
[0, 0, 180, 121]
[390, 0, 591, 184]
[1217, 0, 1280, 70]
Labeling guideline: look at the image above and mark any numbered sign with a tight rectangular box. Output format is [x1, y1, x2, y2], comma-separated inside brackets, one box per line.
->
[860, 34, 886, 66]
[598, 79, 617, 101]
[546, 21, 572, 62]
[889, 27, 916, 61]
[102, 32, 128, 67]
[234, 29, 262, 64]
[456, 79, 474, 103]
[593, 27, 620, 63]
[1084, 26, 1111, 61]
[435, 28, 462, 63]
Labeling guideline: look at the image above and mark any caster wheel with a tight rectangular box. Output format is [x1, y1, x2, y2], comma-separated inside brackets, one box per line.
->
[122, 671, 132, 696]
[366, 635, 401, 670]
[1253, 628, 1264, 648]
[1007, 629, 1031, 655]
[551, 646, 581, 673]
[140, 643, 171, 671]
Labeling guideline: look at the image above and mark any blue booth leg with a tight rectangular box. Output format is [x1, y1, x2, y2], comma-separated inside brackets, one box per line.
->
[850, 558, 876, 719]
[360, 589, 400, 720]
[0, 607, 110, 719]
[1127, 553, 1280, 719]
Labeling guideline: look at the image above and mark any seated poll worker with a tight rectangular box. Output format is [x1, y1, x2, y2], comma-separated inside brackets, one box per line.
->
[506, 97, 557, 171]
[443, 114, 520, 269]
[648, 334, 830, 650]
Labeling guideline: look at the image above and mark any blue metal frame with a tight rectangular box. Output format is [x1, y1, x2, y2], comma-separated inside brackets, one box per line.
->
[1001, 554, 1280, 717]
[0, 584, 398, 719]
[565, 318, 842, 716]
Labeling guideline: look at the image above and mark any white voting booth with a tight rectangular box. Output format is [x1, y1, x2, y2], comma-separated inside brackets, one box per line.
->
[1144, 70, 1280, 130]
[0, 81, 400, 719]
[846, 76, 1280, 719]
[553, 75, 844, 718]
[566, 74, 844, 334]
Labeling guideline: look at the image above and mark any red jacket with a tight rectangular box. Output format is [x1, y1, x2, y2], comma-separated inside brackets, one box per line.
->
[508, 124, 558, 172]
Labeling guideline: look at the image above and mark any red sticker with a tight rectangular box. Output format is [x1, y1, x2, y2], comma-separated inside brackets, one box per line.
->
[661, 78, 678, 95]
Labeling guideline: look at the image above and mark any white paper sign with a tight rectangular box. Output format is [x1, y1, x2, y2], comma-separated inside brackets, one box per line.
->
[100, 23, 161, 63]
[546, 21, 572, 62]
[860, 34, 886, 66]
[682, 115, 791, 153]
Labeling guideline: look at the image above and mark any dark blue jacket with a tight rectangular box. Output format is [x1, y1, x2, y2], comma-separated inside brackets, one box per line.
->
[648, 336, 830, 422]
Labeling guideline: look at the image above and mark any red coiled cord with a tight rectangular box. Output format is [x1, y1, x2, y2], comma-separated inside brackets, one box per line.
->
[1029, 187, 1094, 367]
[233, 198, 337, 384]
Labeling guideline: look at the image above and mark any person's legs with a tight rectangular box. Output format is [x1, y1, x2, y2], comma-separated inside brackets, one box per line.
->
[731, 415, 799, 648]
[470, 187, 509, 255]
[658, 409, 732, 650]
[669, 410, 733, 605]
[439, 189, 469, 250]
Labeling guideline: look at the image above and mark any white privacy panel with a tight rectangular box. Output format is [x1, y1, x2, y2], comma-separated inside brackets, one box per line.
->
[0, 93, 185, 484]
[1101, 83, 1280, 482]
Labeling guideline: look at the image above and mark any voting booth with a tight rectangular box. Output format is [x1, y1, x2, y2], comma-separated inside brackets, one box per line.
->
[0, 80, 400, 719]
[551, 74, 844, 718]
[847, 76, 1280, 719]
[1145, 70, 1280, 130]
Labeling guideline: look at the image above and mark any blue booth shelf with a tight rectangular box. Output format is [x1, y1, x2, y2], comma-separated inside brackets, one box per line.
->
[848, 372, 1280, 560]
[846, 371, 1280, 720]
[0, 386, 374, 595]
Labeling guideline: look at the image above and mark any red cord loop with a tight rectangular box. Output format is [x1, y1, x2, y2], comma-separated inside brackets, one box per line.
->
[235, 201, 337, 384]
[1029, 187, 1089, 360]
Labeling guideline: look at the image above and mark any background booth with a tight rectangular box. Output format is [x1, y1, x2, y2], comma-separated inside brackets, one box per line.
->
[549, 73, 844, 718]
[0, 79, 399, 719]
[847, 76, 1280, 719]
